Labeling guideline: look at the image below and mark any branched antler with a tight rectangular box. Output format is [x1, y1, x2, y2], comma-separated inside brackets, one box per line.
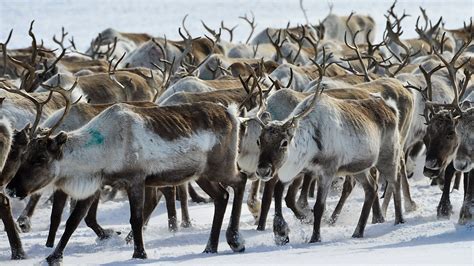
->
[239, 12, 257, 44]
[108, 52, 126, 89]
[0, 28, 13, 77]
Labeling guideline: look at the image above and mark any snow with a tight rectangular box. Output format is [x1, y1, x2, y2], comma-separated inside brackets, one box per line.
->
[1, 157, 473, 265]
[1, 0, 473, 265]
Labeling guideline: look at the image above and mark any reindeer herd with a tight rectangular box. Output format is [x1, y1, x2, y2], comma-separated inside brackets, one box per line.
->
[0, 1, 472, 264]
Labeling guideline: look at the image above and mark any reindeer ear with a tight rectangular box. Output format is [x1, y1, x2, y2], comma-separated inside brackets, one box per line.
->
[48, 131, 68, 152]
[461, 100, 471, 110]
[260, 112, 272, 124]
[239, 107, 247, 117]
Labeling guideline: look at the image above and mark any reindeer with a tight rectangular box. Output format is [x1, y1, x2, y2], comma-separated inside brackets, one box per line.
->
[84, 28, 153, 60]
[21, 101, 192, 246]
[417, 33, 472, 220]
[7, 97, 248, 263]
[0, 117, 26, 260]
[251, 62, 405, 244]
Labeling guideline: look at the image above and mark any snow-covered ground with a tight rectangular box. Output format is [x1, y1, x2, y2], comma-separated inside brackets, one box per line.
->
[1, 161, 473, 265]
[1, 0, 473, 265]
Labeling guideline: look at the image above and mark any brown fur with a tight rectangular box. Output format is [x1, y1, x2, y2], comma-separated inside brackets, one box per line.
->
[131, 103, 234, 141]
[78, 72, 155, 103]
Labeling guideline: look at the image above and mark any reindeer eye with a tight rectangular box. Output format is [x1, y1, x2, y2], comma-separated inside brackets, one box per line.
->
[280, 139, 289, 148]
[34, 156, 47, 165]
[447, 131, 456, 139]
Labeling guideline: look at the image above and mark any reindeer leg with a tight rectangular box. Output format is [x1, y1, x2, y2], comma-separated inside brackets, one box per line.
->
[273, 179, 290, 245]
[371, 169, 385, 224]
[196, 179, 229, 253]
[0, 193, 26, 260]
[400, 156, 416, 212]
[381, 183, 393, 218]
[84, 193, 118, 240]
[188, 182, 211, 203]
[458, 170, 473, 224]
[46, 190, 68, 248]
[257, 176, 278, 231]
[126, 182, 147, 259]
[329, 176, 355, 225]
[247, 179, 261, 222]
[125, 187, 162, 244]
[45, 193, 97, 264]
[310, 176, 332, 243]
[372, 191, 385, 224]
[453, 172, 462, 191]
[352, 172, 377, 238]
[285, 174, 307, 221]
[309, 178, 316, 198]
[161, 186, 178, 231]
[226, 175, 247, 252]
[177, 184, 192, 228]
[381, 160, 404, 225]
[17, 193, 41, 233]
[297, 173, 313, 212]
[437, 163, 455, 219]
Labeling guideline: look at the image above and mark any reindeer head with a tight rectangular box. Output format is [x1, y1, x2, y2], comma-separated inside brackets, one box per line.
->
[256, 68, 324, 181]
[7, 132, 67, 198]
[5, 74, 77, 197]
[423, 110, 459, 177]
[453, 108, 473, 172]
[256, 118, 298, 181]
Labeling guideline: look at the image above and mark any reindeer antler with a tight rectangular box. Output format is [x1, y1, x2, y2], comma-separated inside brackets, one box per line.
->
[41, 76, 79, 136]
[0, 28, 13, 77]
[108, 52, 126, 89]
[239, 12, 257, 44]
[0, 82, 54, 138]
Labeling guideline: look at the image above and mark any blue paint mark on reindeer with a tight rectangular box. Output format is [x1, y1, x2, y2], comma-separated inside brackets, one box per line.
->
[85, 129, 104, 148]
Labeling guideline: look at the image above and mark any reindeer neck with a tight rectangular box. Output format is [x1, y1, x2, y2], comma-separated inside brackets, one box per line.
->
[57, 128, 109, 178]
[278, 119, 317, 183]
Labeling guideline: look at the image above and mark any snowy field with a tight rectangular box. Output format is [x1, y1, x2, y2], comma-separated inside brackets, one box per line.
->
[1, 0, 474, 265]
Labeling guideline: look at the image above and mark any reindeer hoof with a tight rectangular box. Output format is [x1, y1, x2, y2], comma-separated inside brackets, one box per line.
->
[405, 201, 417, 212]
[437, 202, 453, 219]
[394, 217, 405, 225]
[17, 216, 32, 233]
[11, 248, 26, 260]
[458, 206, 472, 225]
[46, 253, 63, 265]
[132, 250, 147, 259]
[45, 240, 54, 248]
[226, 229, 245, 252]
[168, 218, 178, 232]
[309, 233, 321, 243]
[256, 224, 266, 231]
[125, 231, 134, 244]
[181, 220, 192, 228]
[98, 229, 119, 240]
[372, 215, 385, 224]
[328, 215, 338, 226]
[203, 245, 218, 253]
[273, 216, 290, 245]
[352, 231, 364, 238]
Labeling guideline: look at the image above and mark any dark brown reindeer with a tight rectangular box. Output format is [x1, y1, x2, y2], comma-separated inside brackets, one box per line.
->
[7, 96, 248, 264]
[419, 37, 473, 221]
